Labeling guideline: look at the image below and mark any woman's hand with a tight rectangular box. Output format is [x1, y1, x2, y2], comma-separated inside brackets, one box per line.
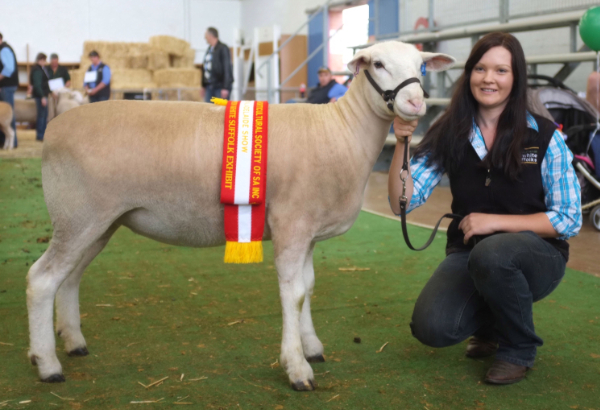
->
[459, 213, 498, 243]
[41, 97, 47, 107]
[394, 117, 418, 143]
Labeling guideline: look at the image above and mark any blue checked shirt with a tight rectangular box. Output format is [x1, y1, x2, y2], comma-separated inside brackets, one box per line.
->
[408, 113, 582, 239]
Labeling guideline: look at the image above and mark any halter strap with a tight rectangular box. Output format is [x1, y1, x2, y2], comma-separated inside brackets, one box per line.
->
[363, 70, 430, 112]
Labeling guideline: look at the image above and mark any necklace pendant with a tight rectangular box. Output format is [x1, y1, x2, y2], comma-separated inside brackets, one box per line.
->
[485, 177, 491, 187]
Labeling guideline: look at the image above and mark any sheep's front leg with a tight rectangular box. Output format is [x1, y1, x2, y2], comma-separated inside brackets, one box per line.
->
[300, 244, 324, 363]
[275, 241, 315, 391]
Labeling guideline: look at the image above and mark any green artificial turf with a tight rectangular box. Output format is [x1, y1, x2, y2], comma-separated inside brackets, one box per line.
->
[0, 158, 599, 410]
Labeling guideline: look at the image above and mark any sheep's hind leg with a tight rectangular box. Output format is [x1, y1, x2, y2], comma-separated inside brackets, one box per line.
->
[55, 225, 119, 357]
[275, 239, 315, 391]
[300, 244, 325, 363]
[27, 223, 113, 383]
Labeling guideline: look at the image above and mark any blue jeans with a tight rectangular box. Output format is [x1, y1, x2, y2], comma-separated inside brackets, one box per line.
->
[89, 94, 110, 103]
[35, 97, 48, 141]
[410, 231, 566, 367]
[204, 85, 227, 103]
[0, 85, 18, 147]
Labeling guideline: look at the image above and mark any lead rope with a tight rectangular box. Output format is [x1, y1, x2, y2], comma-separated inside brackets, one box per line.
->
[397, 136, 462, 251]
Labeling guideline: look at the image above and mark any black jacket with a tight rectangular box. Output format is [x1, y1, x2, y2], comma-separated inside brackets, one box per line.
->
[30, 64, 50, 98]
[0, 42, 19, 88]
[446, 113, 569, 260]
[202, 41, 233, 90]
[307, 80, 337, 104]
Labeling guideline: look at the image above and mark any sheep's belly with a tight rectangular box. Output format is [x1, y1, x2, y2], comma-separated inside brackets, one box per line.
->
[120, 207, 226, 248]
[119, 206, 273, 248]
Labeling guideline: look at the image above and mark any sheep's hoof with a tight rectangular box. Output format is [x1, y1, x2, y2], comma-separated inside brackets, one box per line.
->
[68, 347, 89, 357]
[41, 374, 66, 383]
[291, 379, 315, 391]
[306, 354, 325, 363]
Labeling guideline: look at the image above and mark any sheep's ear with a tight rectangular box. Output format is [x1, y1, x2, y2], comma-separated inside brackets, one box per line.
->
[347, 48, 372, 74]
[420, 52, 456, 72]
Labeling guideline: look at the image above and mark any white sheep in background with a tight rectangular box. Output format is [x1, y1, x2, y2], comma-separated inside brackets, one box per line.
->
[48, 89, 88, 121]
[27, 41, 455, 390]
[0, 101, 15, 150]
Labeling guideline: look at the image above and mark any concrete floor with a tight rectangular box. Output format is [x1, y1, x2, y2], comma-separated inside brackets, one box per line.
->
[2, 132, 598, 276]
[364, 172, 600, 277]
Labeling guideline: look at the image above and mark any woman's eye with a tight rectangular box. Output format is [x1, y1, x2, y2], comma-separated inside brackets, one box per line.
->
[474, 67, 483, 72]
[374, 61, 384, 69]
[498, 69, 507, 73]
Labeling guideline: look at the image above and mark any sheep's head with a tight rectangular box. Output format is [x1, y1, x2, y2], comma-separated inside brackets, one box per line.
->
[347, 41, 455, 121]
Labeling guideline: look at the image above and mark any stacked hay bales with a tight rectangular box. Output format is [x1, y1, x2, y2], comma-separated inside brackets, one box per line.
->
[69, 36, 200, 98]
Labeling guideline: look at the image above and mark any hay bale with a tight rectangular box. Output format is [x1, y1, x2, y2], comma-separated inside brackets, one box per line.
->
[171, 49, 196, 68]
[111, 69, 155, 89]
[149, 35, 190, 57]
[128, 55, 149, 69]
[148, 49, 170, 71]
[153, 68, 200, 87]
[69, 70, 87, 89]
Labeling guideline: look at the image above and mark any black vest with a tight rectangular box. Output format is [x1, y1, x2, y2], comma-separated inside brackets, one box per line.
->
[29, 64, 50, 98]
[307, 80, 337, 104]
[87, 63, 111, 98]
[446, 114, 569, 260]
[0, 42, 19, 87]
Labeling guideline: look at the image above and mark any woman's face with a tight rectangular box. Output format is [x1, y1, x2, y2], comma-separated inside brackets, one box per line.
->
[470, 46, 514, 112]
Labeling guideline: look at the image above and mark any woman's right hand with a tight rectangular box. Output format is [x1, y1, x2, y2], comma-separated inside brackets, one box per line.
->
[394, 117, 418, 143]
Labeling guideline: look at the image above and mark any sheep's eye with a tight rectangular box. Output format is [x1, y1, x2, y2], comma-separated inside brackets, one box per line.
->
[374, 61, 384, 69]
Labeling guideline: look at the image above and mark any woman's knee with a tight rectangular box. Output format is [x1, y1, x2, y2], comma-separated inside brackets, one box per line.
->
[467, 233, 527, 282]
[410, 308, 462, 348]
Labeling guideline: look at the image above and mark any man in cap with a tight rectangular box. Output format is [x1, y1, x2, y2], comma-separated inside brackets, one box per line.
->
[306, 66, 348, 104]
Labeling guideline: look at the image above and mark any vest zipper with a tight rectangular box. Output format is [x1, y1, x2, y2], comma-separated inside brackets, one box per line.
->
[485, 168, 491, 187]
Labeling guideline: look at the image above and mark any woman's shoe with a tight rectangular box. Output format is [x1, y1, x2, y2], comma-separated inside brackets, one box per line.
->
[485, 359, 528, 385]
[465, 336, 498, 358]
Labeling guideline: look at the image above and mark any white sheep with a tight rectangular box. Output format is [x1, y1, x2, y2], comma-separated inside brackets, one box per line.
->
[0, 101, 15, 150]
[27, 41, 455, 389]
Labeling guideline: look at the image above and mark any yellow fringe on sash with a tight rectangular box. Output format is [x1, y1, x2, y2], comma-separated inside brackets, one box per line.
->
[224, 241, 263, 264]
[211, 97, 229, 106]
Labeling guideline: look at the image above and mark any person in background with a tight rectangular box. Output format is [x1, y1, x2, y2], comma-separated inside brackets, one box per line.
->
[307, 67, 348, 104]
[201, 27, 233, 102]
[84, 50, 111, 103]
[0, 32, 18, 148]
[30, 52, 50, 142]
[47, 53, 71, 88]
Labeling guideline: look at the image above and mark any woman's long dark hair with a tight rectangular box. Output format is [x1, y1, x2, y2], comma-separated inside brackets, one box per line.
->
[414, 32, 529, 179]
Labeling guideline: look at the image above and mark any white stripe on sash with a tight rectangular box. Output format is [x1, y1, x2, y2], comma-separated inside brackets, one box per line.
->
[237, 205, 252, 242]
[234, 101, 255, 204]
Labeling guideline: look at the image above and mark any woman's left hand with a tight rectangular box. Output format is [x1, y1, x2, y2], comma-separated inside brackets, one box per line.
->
[459, 213, 499, 244]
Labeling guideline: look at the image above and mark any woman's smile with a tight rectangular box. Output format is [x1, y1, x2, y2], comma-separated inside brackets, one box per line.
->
[470, 46, 513, 111]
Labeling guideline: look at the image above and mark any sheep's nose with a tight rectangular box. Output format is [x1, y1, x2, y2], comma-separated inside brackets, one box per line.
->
[408, 98, 423, 112]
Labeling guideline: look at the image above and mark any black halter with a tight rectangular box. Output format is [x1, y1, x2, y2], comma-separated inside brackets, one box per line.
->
[363, 70, 429, 112]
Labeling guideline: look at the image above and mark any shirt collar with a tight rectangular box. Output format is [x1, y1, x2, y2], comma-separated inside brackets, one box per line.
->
[470, 112, 538, 159]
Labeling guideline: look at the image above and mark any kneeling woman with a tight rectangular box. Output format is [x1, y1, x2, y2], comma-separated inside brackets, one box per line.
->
[389, 32, 581, 385]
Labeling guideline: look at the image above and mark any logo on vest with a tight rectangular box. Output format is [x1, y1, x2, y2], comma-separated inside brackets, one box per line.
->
[522, 147, 538, 165]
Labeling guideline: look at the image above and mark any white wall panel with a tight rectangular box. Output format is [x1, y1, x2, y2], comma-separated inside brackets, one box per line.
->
[0, 0, 89, 62]
[0, 0, 241, 64]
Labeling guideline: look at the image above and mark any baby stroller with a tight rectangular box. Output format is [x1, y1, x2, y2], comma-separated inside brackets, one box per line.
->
[528, 74, 600, 231]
